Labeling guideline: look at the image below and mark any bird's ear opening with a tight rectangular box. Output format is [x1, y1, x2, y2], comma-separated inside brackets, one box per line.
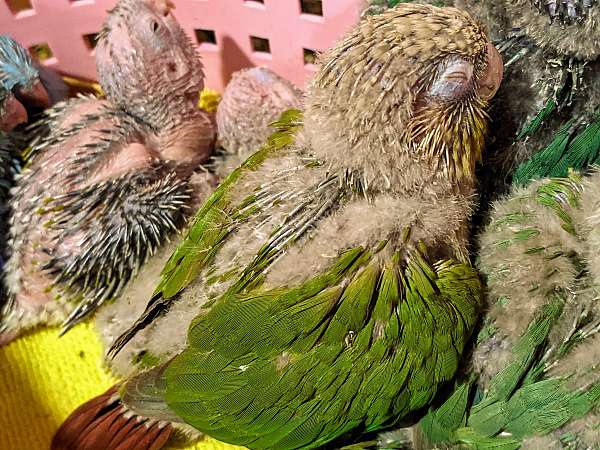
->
[426, 57, 474, 101]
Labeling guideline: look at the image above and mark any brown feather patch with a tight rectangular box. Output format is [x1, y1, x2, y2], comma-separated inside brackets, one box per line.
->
[52, 385, 173, 450]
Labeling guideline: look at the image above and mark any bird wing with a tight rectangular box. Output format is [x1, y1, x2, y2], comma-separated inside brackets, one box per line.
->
[160, 240, 481, 449]
[513, 109, 600, 185]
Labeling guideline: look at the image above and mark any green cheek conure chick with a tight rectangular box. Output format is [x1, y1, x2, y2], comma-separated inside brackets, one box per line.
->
[53, 4, 503, 450]
[214, 67, 303, 178]
[469, 171, 600, 449]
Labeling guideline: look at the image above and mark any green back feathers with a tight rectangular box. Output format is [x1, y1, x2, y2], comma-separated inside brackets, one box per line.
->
[164, 243, 481, 449]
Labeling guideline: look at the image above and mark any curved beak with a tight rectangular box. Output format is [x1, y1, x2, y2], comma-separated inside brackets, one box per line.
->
[17, 79, 51, 109]
[0, 93, 28, 132]
[477, 42, 503, 101]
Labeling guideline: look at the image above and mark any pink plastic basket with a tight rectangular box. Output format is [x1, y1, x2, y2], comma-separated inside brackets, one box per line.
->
[0, 0, 364, 91]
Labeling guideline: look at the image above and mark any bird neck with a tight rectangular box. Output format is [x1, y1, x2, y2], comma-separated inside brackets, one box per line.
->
[302, 105, 485, 199]
[152, 107, 215, 175]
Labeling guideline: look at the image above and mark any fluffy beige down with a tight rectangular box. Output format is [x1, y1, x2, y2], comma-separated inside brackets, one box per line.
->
[476, 171, 600, 411]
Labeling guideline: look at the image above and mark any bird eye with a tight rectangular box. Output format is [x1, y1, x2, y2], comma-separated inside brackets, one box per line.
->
[444, 70, 469, 84]
[427, 58, 474, 100]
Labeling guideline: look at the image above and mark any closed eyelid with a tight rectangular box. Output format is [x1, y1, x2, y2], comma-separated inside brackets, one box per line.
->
[426, 59, 474, 99]
[444, 70, 470, 83]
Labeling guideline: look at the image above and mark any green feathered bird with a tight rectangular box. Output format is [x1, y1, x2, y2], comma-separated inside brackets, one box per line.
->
[339, 3, 600, 448]
[52, 4, 504, 450]
[344, 173, 600, 449]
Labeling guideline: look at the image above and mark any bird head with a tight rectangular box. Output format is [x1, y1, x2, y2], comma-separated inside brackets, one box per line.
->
[95, 0, 205, 129]
[0, 35, 50, 109]
[306, 3, 503, 193]
[216, 67, 303, 156]
[0, 89, 27, 132]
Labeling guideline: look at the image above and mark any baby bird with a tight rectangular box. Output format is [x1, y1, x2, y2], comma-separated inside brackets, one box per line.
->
[0, 35, 51, 111]
[0, 0, 216, 344]
[54, 4, 503, 450]
[472, 170, 600, 449]
[215, 67, 303, 176]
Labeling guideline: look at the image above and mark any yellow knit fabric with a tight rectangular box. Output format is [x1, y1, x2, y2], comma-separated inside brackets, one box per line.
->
[0, 322, 244, 450]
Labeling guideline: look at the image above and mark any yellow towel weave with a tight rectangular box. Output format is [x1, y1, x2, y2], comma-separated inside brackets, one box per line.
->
[0, 322, 243, 450]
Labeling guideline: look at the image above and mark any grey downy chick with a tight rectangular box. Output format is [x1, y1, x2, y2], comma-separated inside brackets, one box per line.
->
[0, 0, 216, 345]
[214, 67, 303, 177]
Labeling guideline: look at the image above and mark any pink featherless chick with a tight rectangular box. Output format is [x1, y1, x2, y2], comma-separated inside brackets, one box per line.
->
[0, 0, 216, 344]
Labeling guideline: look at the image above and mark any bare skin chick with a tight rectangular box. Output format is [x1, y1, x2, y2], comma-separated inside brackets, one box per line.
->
[0, 0, 216, 344]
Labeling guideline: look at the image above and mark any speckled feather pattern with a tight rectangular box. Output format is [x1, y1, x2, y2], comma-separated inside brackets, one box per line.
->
[476, 171, 600, 448]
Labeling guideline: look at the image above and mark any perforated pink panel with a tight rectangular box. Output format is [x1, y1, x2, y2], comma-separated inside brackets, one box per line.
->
[0, 0, 363, 91]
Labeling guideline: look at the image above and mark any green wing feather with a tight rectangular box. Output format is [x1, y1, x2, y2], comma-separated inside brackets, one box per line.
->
[408, 299, 600, 450]
[514, 96, 560, 142]
[163, 243, 481, 450]
[379, 174, 599, 450]
[513, 109, 600, 185]
[107, 109, 303, 357]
